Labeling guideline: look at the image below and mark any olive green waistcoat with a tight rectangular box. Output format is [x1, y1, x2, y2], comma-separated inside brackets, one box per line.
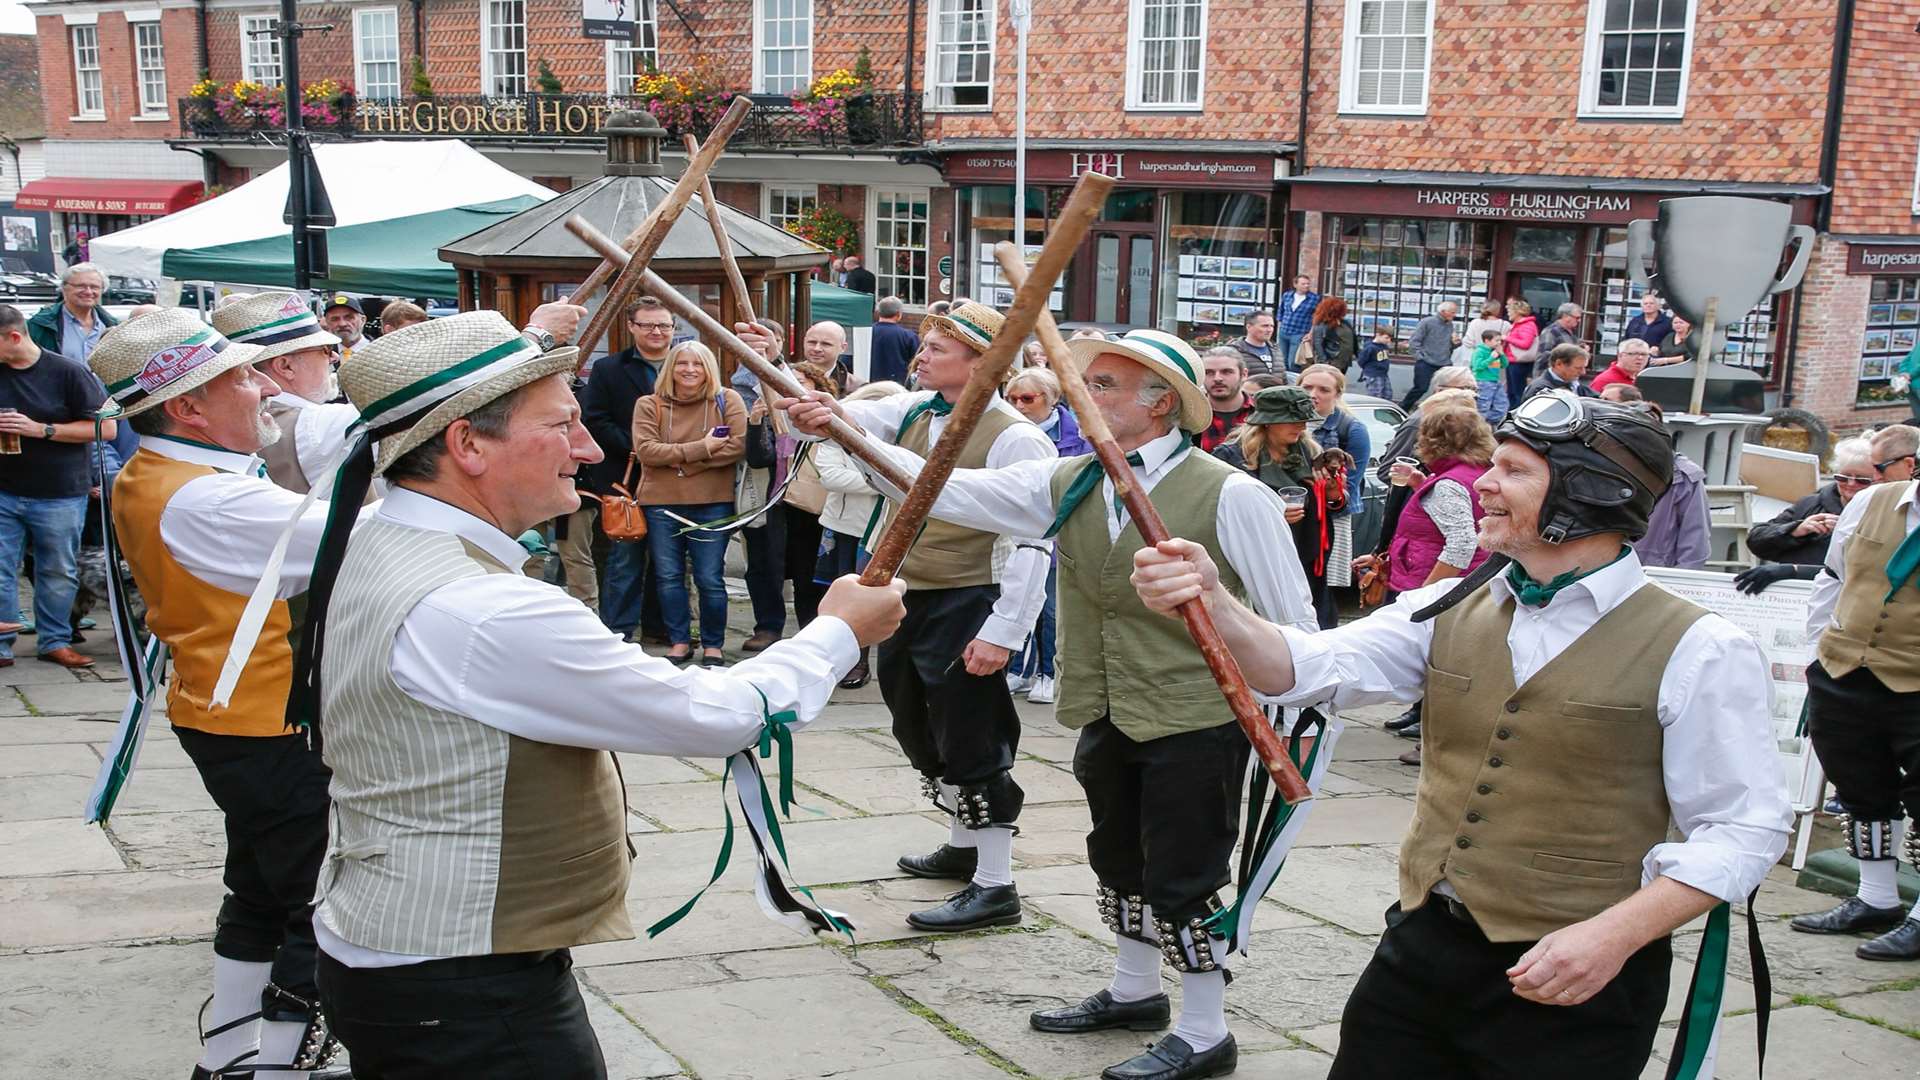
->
[1401, 580, 1705, 942]
[1818, 480, 1920, 692]
[1049, 449, 1245, 742]
[895, 404, 1024, 590]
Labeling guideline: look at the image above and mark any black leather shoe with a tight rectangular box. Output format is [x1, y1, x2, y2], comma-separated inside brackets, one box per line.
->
[1101, 1033, 1237, 1080]
[906, 882, 1021, 931]
[1395, 722, 1421, 740]
[1031, 989, 1171, 1034]
[897, 844, 978, 880]
[1790, 897, 1908, 935]
[1858, 918, 1920, 961]
[1384, 710, 1420, 731]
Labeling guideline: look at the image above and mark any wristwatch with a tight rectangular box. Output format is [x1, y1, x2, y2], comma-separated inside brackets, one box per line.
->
[523, 326, 559, 353]
[42, 423, 54, 439]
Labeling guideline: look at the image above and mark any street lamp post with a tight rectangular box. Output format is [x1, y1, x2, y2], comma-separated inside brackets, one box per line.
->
[1011, 0, 1030, 259]
[279, 0, 311, 291]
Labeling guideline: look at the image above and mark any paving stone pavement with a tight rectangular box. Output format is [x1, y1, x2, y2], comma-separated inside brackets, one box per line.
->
[2, 614, 1916, 1079]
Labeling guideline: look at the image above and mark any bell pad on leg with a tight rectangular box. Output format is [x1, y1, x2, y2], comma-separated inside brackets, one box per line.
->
[1097, 883, 1156, 944]
[254, 983, 342, 1072]
[1844, 814, 1899, 861]
[1153, 896, 1227, 973]
[953, 772, 1025, 830]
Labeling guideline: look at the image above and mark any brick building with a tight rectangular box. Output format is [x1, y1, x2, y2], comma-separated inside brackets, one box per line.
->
[17, 0, 1920, 430]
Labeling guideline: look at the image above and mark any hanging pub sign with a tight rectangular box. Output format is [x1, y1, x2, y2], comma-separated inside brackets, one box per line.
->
[582, 0, 635, 42]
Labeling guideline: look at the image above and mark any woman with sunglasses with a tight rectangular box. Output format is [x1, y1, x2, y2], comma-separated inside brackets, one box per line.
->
[1002, 368, 1088, 704]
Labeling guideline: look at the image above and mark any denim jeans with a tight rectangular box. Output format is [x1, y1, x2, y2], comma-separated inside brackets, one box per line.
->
[644, 503, 733, 650]
[1277, 331, 1306, 374]
[599, 538, 665, 639]
[0, 491, 89, 658]
[1015, 565, 1058, 678]
[1474, 378, 1509, 425]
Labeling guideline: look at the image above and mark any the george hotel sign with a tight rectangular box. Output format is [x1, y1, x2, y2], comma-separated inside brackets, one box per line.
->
[356, 98, 621, 138]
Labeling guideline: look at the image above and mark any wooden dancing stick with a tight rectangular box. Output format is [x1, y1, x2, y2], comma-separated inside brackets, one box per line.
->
[684, 134, 758, 325]
[571, 96, 754, 358]
[564, 215, 915, 495]
[856, 172, 1113, 587]
[995, 243, 1314, 806]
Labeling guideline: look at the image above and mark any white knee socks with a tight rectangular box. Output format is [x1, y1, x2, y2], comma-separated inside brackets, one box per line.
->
[257, 1018, 314, 1079]
[1108, 934, 1164, 1002]
[941, 784, 978, 849]
[1860, 858, 1901, 909]
[200, 956, 272, 1072]
[1173, 967, 1230, 1052]
[970, 827, 1015, 888]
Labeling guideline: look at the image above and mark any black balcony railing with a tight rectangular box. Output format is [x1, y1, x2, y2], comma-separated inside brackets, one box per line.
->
[179, 91, 921, 150]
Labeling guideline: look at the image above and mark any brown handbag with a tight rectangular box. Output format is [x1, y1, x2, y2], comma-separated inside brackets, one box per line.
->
[597, 455, 649, 541]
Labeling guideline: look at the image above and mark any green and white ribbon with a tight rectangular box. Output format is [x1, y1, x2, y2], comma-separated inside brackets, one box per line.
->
[1207, 708, 1341, 953]
[647, 691, 852, 942]
[1665, 894, 1769, 1080]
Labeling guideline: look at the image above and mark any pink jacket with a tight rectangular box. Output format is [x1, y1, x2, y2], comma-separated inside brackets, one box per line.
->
[1387, 458, 1490, 593]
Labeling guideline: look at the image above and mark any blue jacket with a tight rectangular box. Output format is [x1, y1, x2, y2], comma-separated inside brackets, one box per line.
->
[1357, 340, 1391, 375]
[868, 321, 920, 386]
[1314, 408, 1370, 516]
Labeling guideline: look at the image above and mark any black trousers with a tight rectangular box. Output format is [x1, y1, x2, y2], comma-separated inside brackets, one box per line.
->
[1329, 901, 1671, 1080]
[743, 504, 788, 634]
[879, 585, 1023, 801]
[1400, 360, 1448, 410]
[318, 949, 606, 1080]
[174, 726, 331, 1016]
[1073, 718, 1250, 924]
[784, 508, 827, 627]
[1808, 662, 1920, 822]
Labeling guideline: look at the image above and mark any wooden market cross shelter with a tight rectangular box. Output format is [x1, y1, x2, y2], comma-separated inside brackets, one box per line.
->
[439, 110, 829, 367]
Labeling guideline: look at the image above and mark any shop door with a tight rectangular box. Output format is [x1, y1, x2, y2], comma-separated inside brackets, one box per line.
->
[1506, 272, 1575, 322]
[1085, 230, 1156, 328]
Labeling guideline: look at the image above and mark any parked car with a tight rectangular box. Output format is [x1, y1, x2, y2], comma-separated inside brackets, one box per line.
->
[0, 258, 58, 302]
[106, 276, 161, 305]
[1341, 393, 1407, 559]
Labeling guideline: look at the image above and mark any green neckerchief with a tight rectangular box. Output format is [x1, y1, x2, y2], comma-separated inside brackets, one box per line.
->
[1046, 436, 1199, 538]
[894, 393, 955, 440]
[1884, 517, 1920, 602]
[1505, 545, 1633, 608]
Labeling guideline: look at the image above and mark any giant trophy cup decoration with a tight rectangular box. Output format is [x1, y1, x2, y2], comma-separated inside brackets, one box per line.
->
[1626, 196, 1813, 413]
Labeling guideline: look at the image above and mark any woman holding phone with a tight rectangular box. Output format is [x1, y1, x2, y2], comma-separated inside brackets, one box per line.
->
[632, 341, 748, 666]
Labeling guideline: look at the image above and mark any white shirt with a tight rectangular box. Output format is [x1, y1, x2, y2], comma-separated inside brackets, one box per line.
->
[833, 391, 1057, 649]
[1808, 480, 1919, 644]
[856, 426, 1317, 635]
[1271, 551, 1791, 906]
[270, 391, 361, 492]
[316, 487, 861, 967]
[140, 435, 339, 598]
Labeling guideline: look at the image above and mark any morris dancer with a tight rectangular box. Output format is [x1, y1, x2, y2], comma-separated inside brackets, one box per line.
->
[211, 291, 360, 494]
[749, 300, 1054, 933]
[1131, 392, 1791, 1079]
[304, 311, 903, 1078]
[1790, 422, 1920, 959]
[87, 310, 352, 1080]
[787, 329, 1316, 1080]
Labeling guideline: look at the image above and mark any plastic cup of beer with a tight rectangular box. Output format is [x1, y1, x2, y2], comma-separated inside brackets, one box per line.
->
[1388, 456, 1422, 487]
[0, 410, 19, 455]
[1277, 486, 1308, 509]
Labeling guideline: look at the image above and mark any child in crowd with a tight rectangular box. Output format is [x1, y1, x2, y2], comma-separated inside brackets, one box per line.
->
[1357, 329, 1394, 399]
[1470, 327, 1508, 423]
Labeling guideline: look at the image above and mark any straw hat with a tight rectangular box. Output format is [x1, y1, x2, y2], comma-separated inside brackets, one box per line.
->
[88, 308, 264, 417]
[1065, 329, 1211, 433]
[339, 310, 578, 474]
[919, 300, 1005, 354]
[211, 290, 341, 366]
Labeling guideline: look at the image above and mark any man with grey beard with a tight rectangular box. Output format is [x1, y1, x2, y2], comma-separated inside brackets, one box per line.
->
[214, 292, 359, 494]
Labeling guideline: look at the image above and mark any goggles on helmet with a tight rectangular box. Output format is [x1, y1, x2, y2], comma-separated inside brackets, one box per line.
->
[1495, 390, 1670, 502]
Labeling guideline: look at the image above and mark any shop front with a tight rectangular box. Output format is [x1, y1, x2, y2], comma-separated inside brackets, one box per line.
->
[1288, 172, 1822, 382]
[941, 146, 1287, 341]
[12, 178, 206, 266]
[1846, 243, 1920, 410]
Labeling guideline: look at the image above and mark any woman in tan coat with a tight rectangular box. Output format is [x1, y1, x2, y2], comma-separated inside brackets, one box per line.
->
[632, 341, 748, 666]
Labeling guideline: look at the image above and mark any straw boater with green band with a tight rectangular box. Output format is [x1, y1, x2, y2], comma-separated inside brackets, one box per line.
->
[301, 310, 892, 1077]
[781, 324, 1324, 1080]
[83, 308, 350, 1080]
[213, 291, 358, 496]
